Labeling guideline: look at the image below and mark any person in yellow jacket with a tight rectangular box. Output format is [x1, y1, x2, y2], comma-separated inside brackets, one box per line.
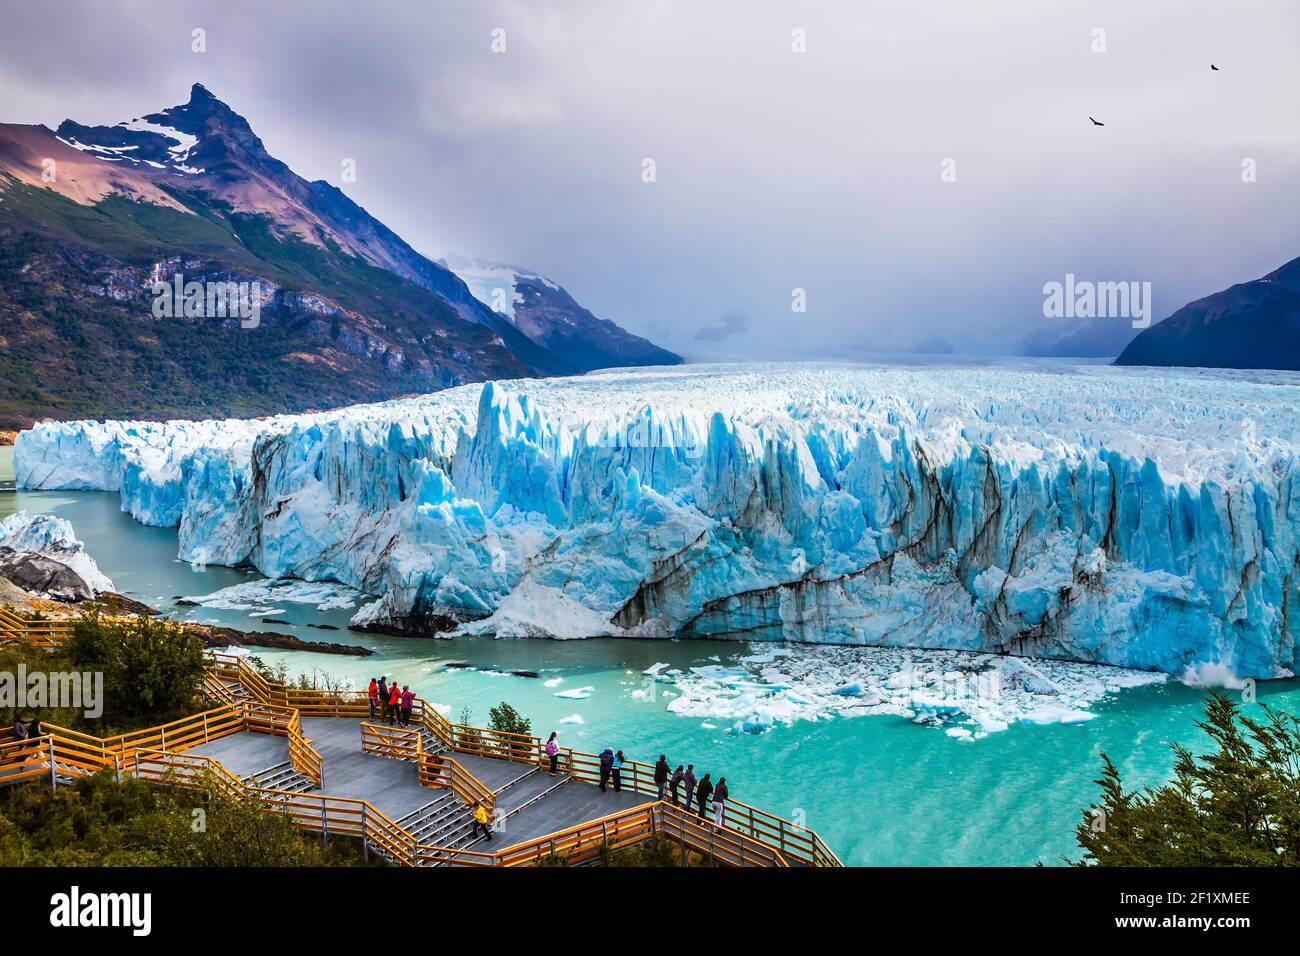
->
[471, 803, 493, 841]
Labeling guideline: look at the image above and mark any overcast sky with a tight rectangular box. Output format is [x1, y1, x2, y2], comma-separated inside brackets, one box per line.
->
[3, 0, 1298, 356]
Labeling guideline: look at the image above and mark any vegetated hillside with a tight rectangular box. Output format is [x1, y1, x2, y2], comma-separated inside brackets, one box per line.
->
[0, 178, 533, 427]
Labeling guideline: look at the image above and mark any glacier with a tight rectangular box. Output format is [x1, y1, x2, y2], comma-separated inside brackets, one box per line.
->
[0, 511, 115, 596]
[13, 362, 1300, 679]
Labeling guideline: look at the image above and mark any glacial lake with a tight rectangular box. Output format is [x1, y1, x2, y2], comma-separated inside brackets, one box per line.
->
[4, 445, 1297, 866]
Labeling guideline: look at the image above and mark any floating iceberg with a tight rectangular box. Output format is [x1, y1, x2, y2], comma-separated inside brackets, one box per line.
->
[14, 362, 1300, 678]
[666, 642, 1165, 736]
[180, 578, 361, 612]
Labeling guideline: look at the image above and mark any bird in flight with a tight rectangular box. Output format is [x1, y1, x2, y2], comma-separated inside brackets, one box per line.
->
[1089, 117, 1105, 126]
[1210, 64, 1219, 71]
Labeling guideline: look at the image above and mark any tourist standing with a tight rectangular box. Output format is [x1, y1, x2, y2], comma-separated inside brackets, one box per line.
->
[367, 678, 379, 720]
[695, 773, 713, 819]
[387, 682, 401, 726]
[598, 747, 614, 792]
[682, 764, 696, 809]
[712, 777, 729, 827]
[9, 716, 27, 764]
[654, 755, 671, 801]
[611, 750, 625, 793]
[399, 685, 414, 727]
[669, 765, 684, 806]
[544, 732, 560, 775]
[376, 676, 389, 721]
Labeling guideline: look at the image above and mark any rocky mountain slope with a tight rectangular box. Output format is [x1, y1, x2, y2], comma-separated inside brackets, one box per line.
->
[0, 85, 676, 427]
[444, 255, 680, 372]
[1116, 255, 1300, 370]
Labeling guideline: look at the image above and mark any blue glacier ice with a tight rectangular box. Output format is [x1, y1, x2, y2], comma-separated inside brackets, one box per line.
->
[14, 362, 1300, 679]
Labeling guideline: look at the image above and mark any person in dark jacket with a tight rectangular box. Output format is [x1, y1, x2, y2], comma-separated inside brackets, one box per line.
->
[611, 750, 625, 792]
[9, 717, 27, 764]
[598, 747, 614, 792]
[654, 755, 671, 800]
[682, 764, 697, 809]
[695, 773, 713, 819]
[712, 777, 729, 827]
[669, 764, 685, 806]
[376, 676, 389, 721]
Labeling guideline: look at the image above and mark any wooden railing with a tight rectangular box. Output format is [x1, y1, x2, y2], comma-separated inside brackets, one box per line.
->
[130, 748, 249, 798]
[254, 788, 421, 866]
[419, 754, 495, 815]
[203, 651, 841, 866]
[0, 734, 55, 787]
[489, 800, 788, 867]
[359, 721, 422, 761]
[4, 650, 818, 867]
[23, 700, 321, 784]
[0, 608, 74, 649]
[286, 710, 323, 787]
[361, 721, 496, 814]
[562, 747, 836, 865]
[128, 751, 415, 864]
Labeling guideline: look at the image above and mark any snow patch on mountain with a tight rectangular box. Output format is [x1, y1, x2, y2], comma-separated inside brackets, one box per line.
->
[441, 255, 558, 320]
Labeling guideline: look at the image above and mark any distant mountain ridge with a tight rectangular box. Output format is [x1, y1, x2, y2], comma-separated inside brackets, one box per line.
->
[442, 254, 680, 373]
[0, 84, 678, 427]
[1115, 255, 1300, 370]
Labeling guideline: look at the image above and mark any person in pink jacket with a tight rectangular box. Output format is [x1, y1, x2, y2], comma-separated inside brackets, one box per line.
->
[544, 732, 560, 775]
[399, 686, 415, 727]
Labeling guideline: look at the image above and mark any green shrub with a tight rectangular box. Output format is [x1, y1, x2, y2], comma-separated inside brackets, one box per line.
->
[64, 612, 206, 728]
[1075, 692, 1300, 866]
[0, 772, 368, 866]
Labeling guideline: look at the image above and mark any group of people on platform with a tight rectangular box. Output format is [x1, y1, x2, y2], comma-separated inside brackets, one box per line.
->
[366, 675, 416, 727]
[596, 746, 731, 828]
[358, 682, 734, 834]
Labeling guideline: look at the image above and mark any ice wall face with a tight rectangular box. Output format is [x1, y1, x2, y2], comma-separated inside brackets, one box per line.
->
[15, 363, 1300, 678]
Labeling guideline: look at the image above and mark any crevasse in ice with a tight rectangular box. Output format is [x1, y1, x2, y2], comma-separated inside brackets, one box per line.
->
[15, 363, 1300, 679]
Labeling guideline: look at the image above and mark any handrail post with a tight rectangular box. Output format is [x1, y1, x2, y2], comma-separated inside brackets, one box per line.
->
[48, 737, 56, 788]
[203, 713, 209, 743]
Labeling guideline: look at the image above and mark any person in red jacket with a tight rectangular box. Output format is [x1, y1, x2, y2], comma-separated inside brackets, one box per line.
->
[387, 682, 401, 726]
[367, 678, 379, 720]
[399, 686, 415, 727]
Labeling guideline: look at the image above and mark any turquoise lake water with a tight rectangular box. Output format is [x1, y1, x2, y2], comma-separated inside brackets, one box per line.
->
[3, 446, 1295, 866]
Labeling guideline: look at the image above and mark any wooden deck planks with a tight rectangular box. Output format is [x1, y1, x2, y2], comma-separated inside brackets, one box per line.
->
[183, 716, 656, 852]
[187, 729, 287, 777]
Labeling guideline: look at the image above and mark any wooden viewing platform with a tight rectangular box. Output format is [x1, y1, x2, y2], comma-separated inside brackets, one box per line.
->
[0, 621, 842, 867]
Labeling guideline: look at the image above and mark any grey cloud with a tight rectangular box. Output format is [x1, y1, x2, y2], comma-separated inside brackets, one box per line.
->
[1, 0, 1298, 358]
[694, 310, 749, 342]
